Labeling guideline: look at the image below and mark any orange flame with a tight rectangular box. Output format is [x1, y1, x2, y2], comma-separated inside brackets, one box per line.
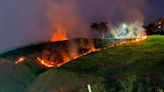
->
[37, 57, 57, 68]
[37, 35, 147, 68]
[131, 35, 147, 43]
[37, 40, 98, 68]
[14, 34, 147, 68]
[15, 56, 26, 64]
[50, 25, 68, 42]
[37, 48, 98, 68]
[104, 35, 147, 49]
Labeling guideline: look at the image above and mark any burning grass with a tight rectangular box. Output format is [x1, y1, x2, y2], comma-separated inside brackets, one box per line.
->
[36, 39, 98, 68]
[0, 35, 163, 92]
[35, 35, 147, 68]
[26, 35, 164, 92]
[13, 34, 147, 68]
[10, 21, 148, 68]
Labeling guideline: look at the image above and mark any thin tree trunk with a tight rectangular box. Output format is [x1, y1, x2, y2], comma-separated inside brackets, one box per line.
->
[102, 32, 105, 39]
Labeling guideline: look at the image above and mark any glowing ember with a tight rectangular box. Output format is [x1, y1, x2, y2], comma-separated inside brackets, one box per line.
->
[50, 25, 68, 42]
[15, 56, 26, 64]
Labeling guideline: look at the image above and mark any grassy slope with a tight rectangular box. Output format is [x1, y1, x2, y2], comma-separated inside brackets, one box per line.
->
[25, 35, 164, 92]
[0, 38, 113, 92]
[0, 59, 36, 92]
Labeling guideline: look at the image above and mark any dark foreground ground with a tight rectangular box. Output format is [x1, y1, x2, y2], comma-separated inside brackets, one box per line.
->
[0, 35, 164, 92]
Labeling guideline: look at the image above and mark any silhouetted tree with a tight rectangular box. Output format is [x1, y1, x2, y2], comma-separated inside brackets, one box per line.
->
[99, 22, 108, 38]
[90, 22, 108, 39]
[144, 17, 164, 35]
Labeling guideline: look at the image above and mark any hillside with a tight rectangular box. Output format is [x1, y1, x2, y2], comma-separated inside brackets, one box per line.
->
[0, 38, 113, 60]
[25, 35, 164, 92]
[0, 38, 113, 92]
[0, 35, 164, 92]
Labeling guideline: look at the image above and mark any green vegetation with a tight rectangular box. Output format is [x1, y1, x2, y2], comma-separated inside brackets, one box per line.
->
[0, 59, 36, 92]
[26, 35, 164, 92]
[0, 58, 47, 92]
[0, 35, 164, 92]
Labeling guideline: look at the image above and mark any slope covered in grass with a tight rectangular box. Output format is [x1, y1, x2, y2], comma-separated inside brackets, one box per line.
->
[0, 58, 37, 92]
[25, 35, 164, 92]
[0, 38, 113, 92]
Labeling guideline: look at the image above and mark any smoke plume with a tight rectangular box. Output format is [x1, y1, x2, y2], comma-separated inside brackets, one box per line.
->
[47, 0, 148, 38]
[1, 0, 163, 53]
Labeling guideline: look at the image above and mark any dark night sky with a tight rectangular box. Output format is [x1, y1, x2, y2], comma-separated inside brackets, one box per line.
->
[0, 0, 163, 53]
[145, 0, 164, 23]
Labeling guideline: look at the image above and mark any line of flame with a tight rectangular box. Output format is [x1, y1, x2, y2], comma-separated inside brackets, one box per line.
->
[16, 35, 147, 68]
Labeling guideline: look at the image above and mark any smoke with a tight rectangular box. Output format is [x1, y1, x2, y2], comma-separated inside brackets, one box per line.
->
[47, 0, 148, 39]
[47, 0, 88, 38]
[0, 0, 50, 53]
[0, 0, 163, 53]
[110, 22, 146, 39]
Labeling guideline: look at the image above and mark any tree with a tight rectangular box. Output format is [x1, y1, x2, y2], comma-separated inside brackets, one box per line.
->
[144, 17, 164, 35]
[99, 22, 108, 38]
[90, 22, 108, 39]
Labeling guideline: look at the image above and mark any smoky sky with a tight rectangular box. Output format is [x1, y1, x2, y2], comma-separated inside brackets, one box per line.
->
[0, 0, 163, 53]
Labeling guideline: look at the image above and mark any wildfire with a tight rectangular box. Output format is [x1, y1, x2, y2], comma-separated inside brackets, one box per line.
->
[132, 35, 147, 43]
[50, 25, 68, 42]
[107, 21, 148, 48]
[111, 22, 146, 40]
[14, 35, 147, 68]
[15, 56, 26, 64]
[36, 34, 147, 68]
[37, 49, 98, 68]
[104, 35, 147, 49]
[36, 40, 98, 68]
[14, 21, 148, 68]
[37, 57, 57, 68]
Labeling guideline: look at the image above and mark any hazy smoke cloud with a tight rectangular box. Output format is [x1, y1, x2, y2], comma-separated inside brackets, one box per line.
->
[0, 0, 50, 52]
[47, 0, 148, 38]
[0, 0, 163, 53]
